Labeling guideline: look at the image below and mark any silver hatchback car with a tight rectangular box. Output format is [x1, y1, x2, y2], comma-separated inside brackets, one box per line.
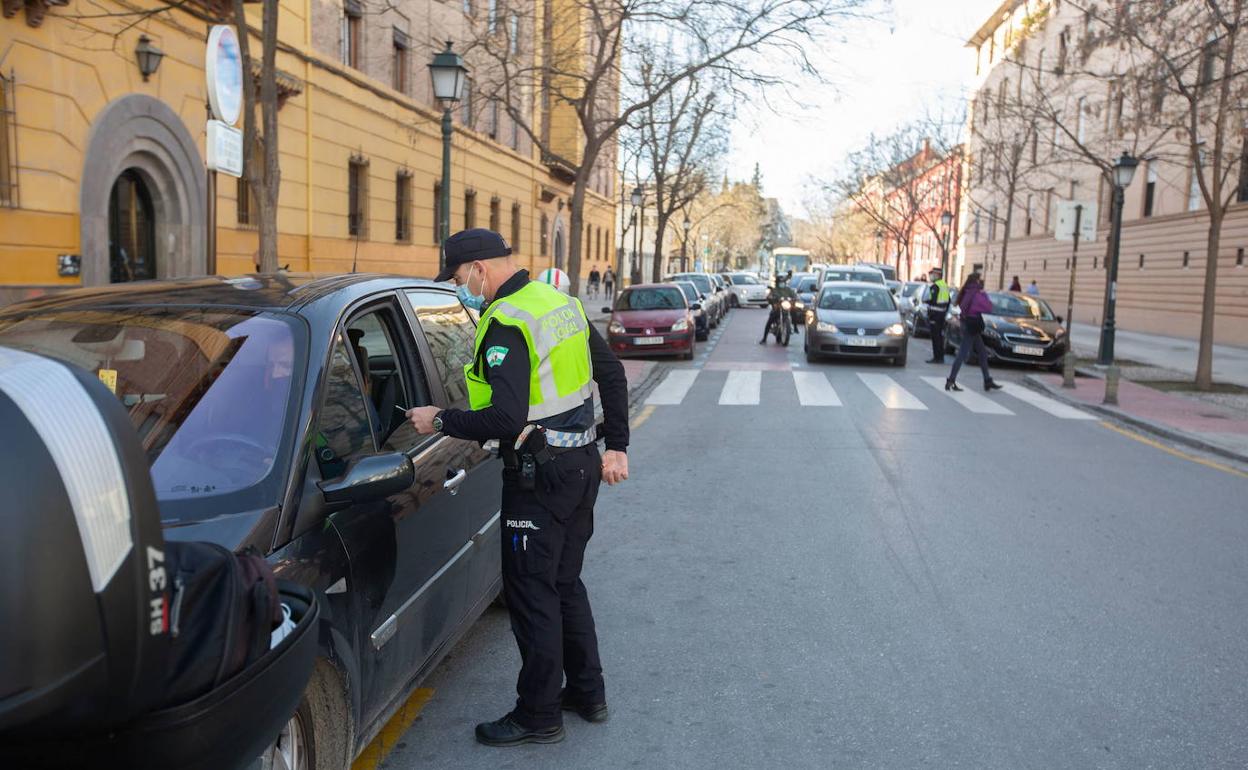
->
[804, 282, 909, 366]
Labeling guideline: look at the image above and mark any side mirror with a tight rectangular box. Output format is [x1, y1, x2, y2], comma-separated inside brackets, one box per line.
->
[690, 303, 702, 311]
[601, 306, 612, 313]
[700, 293, 708, 300]
[319, 452, 414, 506]
[1056, 315, 1064, 323]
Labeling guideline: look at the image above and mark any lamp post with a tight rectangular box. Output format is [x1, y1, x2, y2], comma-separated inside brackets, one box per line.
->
[428, 41, 468, 271]
[632, 186, 644, 281]
[1097, 151, 1138, 366]
[939, 209, 953, 278]
[874, 229, 883, 262]
[681, 217, 691, 271]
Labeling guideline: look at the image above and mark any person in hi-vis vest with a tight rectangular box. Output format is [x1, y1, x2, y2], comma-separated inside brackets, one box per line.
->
[406, 228, 629, 747]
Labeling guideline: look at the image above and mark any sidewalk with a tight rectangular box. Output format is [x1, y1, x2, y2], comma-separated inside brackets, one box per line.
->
[1025, 372, 1248, 464]
[1069, 322, 1248, 387]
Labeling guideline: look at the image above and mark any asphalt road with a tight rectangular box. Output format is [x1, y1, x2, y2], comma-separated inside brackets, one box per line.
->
[381, 307, 1248, 769]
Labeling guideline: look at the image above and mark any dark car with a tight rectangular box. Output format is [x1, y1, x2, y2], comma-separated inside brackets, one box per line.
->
[0, 274, 504, 767]
[804, 282, 908, 366]
[666, 272, 724, 327]
[604, 283, 697, 360]
[946, 291, 1068, 369]
[672, 280, 710, 340]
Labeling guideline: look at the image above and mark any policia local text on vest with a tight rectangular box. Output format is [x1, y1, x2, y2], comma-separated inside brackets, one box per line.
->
[404, 228, 630, 747]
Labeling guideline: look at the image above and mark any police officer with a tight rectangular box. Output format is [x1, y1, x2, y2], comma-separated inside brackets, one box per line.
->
[925, 266, 952, 363]
[405, 228, 630, 747]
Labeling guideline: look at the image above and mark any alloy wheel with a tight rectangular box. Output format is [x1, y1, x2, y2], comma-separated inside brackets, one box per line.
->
[258, 708, 310, 770]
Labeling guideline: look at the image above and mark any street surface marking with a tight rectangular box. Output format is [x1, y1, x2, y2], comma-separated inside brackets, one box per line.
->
[351, 687, 435, 770]
[920, 376, 1015, 415]
[646, 369, 699, 405]
[857, 373, 927, 410]
[719, 370, 762, 405]
[1099, 421, 1248, 479]
[793, 371, 842, 406]
[630, 404, 656, 429]
[998, 383, 1097, 419]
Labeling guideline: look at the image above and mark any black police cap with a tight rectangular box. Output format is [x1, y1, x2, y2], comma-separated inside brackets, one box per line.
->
[435, 228, 513, 282]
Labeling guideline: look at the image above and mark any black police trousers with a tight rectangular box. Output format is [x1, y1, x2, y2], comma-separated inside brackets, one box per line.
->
[929, 311, 947, 361]
[500, 444, 604, 729]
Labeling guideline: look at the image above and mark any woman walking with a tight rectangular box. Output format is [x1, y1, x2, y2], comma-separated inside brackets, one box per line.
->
[947, 271, 1002, 392]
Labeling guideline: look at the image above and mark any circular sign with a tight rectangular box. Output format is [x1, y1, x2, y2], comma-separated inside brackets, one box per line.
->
[206, 25, 243, 126]
[536, 268, 571, 293]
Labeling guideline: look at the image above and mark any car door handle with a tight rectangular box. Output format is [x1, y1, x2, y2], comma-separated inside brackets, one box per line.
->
[444, 468, 467, 495]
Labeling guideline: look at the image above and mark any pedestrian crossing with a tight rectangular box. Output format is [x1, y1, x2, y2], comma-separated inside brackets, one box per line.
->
[644, 368, 1098, 420]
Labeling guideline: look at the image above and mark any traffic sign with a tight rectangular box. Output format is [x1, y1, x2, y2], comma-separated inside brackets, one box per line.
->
[1055, 200, 1097, 242]
[206, 25, 244, 126]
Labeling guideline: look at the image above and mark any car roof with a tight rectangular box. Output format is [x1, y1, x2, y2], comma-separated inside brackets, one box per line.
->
[819, 281, 891, 290]
[623, 282, 683, 290]
[0, 273, 449, 315]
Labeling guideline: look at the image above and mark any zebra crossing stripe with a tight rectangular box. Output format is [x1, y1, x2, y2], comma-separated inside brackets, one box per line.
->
[856, 373, 927, 410]
[646, 370, 699, 405]
[793, 371, 842, 406]
[920, 376, 1015, 415]
[998, 383, 1097, 419]
[719, 370, 761, 405]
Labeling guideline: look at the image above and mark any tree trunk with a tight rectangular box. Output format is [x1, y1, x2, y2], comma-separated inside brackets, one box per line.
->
[258, 0, 280, 273]
[567, 171, 589, 297]
[1194, 209, 1222, 390]
[650, 214, 669, 282]
[997, 186, 1016, 290]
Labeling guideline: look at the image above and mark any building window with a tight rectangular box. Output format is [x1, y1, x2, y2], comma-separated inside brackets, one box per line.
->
[433, 182, 443, 244]
[392, 29, 410, 94]
[1076, 97, 1086, 144]
[1182, 251, 1190, 268]
[1188, 151, 1204, 211]
[1237, 247, 1244, 267]
[1238, 132, 1248, 203]
[0, 72, 15, 207]
[488, 98, 500, 139]
[1143, 162, 1157, 217]
[1198, 36, 1218, 88]
[988, 206, 997, 241]
[540, 213, 549, 256]
[395, 171, 412, 242]
[487, 0, 499, 33]
[1044, 189, 1054, 231]
[511, 203, 521, 252]
[973, 213, 981, 243]
[461, 79, 474, 127]
[236, 176, 257, 227]
[462, 0, 474, 16]
[464, 189, 476, 229]
[1139, 254, 1145, 269]
[1025, 194, 1033, 235]
[489, 196, 500, 231]
[343, 1, 363, 69]
[348, 157, 369, 238]
[510, 13, 522, 54]
[510, 101, 521, 150]
[1057, 29, 1068, 74]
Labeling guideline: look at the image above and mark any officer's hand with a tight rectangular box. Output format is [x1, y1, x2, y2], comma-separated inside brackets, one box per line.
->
[406, 405, 440, 434]
[601, 450, 629, 486]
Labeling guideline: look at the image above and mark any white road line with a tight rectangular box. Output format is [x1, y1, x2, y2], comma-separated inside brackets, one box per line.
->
[856, 373, 928, 410]
[999, 382, 1098, 420]
[920, 376, 1015, 415]
[646, 369, 700, 406]
[793, 371, 842, 406]
[719, 370, 762, 405]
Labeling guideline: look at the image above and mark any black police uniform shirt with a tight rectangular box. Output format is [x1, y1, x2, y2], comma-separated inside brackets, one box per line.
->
[437, 270, 630, 453]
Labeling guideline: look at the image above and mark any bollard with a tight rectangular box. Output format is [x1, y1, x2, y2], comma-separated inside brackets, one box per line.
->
[1103, 365, 1120, 406]
[1062, 349, 1076, 388]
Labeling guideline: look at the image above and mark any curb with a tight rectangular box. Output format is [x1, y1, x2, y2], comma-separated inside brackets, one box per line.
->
[1020, 374, 1248, 467]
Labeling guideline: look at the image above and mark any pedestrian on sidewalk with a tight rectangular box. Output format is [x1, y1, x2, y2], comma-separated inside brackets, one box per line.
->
[603, 267, 615, 300]
[1025, 279, 1040, 297]
[406, 228, 630, 747]
[946, 271, 1002, 393]
[588, 267, 601, 299]
[1009, 275, 1022, 292]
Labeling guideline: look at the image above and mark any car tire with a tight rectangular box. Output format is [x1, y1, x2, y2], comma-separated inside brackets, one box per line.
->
[683, 345, 695, 361]
[894, 353, 907, 367]
[730, 295, 740, 308]
[259, 662, 351, 770]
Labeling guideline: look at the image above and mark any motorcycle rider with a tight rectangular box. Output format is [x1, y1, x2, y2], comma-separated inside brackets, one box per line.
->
[759, 274, 799, 344]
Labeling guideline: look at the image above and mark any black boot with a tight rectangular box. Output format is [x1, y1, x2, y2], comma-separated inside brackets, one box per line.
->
[561, 688, 609, 723]
[474, 714, 565, 747]
[984, 379, 1003, 392]
[945, 379, 963, 392]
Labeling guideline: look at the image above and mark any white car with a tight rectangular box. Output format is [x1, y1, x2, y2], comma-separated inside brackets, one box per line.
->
[723, 272, 769, 307]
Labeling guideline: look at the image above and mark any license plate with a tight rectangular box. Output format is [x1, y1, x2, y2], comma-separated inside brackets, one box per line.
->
[845, 337, 877, 347]
[1014, 345, 1044, 356]
[635, 337, 664, 345]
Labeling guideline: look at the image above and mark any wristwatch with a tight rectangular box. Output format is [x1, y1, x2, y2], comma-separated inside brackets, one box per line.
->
[431, 411, 445, 434]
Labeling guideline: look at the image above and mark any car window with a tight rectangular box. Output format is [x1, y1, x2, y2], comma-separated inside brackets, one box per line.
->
[989, 293, 1055, 319]
[818, 287, 896, 312]
[346, 305, 429, 452]
[315, 335, 376, 480]
[821, 271, 852, 283]
[674, 274, 712, 293]
[616, 288, 685, 310]
[676, 283, 699, 302]
[405, 290, 478, 410]
[730, 274, 760, 285]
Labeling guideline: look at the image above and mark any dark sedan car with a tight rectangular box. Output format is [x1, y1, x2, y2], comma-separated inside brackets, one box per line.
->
[946, 291, 1068, 369]
[0, 275, 503, 768]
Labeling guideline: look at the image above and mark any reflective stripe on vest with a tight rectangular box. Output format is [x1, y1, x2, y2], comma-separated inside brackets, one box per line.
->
[464, 281, 595, 421]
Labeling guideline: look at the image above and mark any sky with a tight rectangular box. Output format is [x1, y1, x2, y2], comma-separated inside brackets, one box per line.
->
[725, 0, 1004, 217]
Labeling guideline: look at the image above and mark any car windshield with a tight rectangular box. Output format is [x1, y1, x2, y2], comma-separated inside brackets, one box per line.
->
[617, 288, 685, 310]
[797, 278, 818, 292]
[0, 307, 303, 513]
[676, 275, 712, 293]
[989, 293, 1055, 319]
[819, 287, 896, 312]
[730, 274, 761, 285]
[675, 283, 699, 302]
[902, 282, 925, 297]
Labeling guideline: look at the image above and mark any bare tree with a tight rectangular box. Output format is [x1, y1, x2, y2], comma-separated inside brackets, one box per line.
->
[467, 0, 874, 295]
[232, 0, 281, 273]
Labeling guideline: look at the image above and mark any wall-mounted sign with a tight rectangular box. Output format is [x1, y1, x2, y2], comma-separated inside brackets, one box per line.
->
[1055, 200, 1098, 243]
[206, 25, 243, 126]
[207, 119, 244, 177]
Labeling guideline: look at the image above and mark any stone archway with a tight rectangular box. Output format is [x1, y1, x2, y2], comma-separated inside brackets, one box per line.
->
[80, 95, 205, 286]
[552, 215, 566, 271]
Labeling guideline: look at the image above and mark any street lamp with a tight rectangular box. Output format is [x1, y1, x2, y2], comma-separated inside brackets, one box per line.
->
[874, 229, 883, 262]
[135, 35, 164, 82]
[939, 209, 953, 277]
[429, 41, 468, 268]
[1097, 150, 1139, 366]
[681, 217, 691, 271]
[631, 187, 646, 280]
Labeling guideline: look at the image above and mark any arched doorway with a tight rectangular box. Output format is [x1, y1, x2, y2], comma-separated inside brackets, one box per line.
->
[553, 229, 565, 271]
[108, 170, 157, 283]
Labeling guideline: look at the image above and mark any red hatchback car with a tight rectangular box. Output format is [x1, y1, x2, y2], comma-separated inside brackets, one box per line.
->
[604, 283, 697, 360]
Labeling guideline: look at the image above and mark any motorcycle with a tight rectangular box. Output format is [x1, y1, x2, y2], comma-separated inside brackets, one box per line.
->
[768, 299, 793, 346]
